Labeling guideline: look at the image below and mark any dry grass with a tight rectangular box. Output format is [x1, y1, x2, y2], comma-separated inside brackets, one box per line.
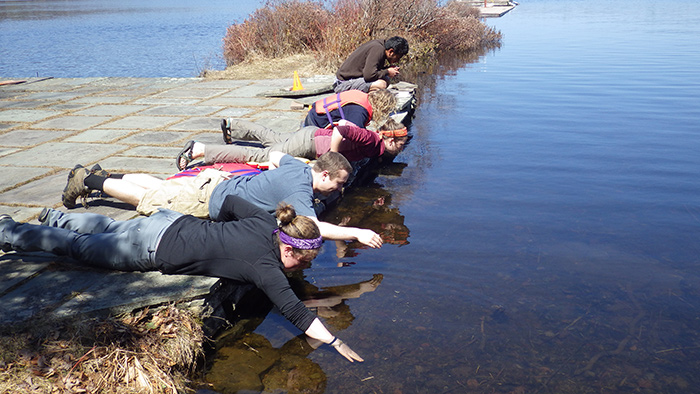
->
[0, 305, 203, 394]
[202, 53, 332, 80]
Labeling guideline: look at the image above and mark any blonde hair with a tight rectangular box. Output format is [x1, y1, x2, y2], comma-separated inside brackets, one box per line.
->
[367, 89, 397, 125]
[275, 203, 321, 259]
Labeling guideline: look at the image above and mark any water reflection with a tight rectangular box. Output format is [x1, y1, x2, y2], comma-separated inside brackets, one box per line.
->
[325, 162, 412, 259]
[204, 274, 384, 393]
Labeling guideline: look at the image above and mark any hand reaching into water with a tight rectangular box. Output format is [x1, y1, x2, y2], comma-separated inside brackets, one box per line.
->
[331, 339, 364, 362]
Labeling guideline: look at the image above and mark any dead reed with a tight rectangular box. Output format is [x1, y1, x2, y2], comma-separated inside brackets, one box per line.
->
[0, 305, 203, 394]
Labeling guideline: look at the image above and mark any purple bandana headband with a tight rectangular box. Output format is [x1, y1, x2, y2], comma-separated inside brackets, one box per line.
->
[273, 228, 323, 250]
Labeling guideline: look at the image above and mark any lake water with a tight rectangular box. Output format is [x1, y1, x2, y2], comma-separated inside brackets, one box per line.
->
[0, 0, 264, 77]
[3, 0, 700, 393]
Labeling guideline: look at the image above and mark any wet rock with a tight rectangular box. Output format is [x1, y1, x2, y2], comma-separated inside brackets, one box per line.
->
[262, 356, 326, 394]
[205, 333, 279, 393]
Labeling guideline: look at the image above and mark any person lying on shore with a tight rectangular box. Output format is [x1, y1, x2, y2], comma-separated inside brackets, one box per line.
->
[177, 119, 409, 170]
[61, 151, 383, 249]
[300, 89, 396, 130]
[333, 36, 409, 93]
[223, 90, 396, 141]
[0, 197, 363, 363]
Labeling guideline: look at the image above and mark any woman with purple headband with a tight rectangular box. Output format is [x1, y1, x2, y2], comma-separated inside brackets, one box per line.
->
[0, 195, 363, 363]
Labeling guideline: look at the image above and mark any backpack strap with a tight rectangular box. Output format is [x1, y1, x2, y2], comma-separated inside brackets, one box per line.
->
[322, 93, 346, 127]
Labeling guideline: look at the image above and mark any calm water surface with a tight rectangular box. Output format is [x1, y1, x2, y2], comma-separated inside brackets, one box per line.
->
[4, 0, 700, 392]
[244, 0, 700, 393]
[0, 0, 264, 77]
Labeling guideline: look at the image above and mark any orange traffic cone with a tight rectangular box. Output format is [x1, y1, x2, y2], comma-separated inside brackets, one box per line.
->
[291, 71, 304, 91]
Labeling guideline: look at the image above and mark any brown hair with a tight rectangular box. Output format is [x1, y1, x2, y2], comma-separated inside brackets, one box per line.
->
[367, 89, 397, 125]
[313, 152, 352, 180]
[275, 203, 321, 259]
[379, 119, 409, 141]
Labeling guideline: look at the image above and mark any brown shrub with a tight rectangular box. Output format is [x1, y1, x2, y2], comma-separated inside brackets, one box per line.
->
[222, 0, 502, 70]
[223, 0, 331, 66]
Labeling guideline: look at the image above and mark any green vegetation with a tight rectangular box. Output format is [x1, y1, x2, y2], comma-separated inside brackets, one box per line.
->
[212, 0, 501, 78]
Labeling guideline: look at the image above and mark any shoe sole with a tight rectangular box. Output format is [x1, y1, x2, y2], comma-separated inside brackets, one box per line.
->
[0, 215, 13, 252]
[38, 207, 50, 224]
[221, 118, 232, 144]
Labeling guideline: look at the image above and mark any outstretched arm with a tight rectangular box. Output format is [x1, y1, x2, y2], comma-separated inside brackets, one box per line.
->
[305, 318, 364, 362]
[268, 151, 286, 169]
[312, 217, 383, 248]
[330, 127, 344, 153]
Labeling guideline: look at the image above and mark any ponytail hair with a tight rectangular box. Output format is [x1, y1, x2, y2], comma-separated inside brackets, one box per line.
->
[275, 203, 322, 259]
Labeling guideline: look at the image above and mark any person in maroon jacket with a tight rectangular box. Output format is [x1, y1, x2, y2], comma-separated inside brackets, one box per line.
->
[0, 196, 363, 363]
[176, 119, 409, 170]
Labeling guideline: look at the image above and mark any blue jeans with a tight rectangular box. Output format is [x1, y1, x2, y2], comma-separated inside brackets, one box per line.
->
[2, 209, 183, 272]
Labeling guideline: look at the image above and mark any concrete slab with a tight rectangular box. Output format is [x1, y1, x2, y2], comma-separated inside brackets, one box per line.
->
[0, 100, 43, 109]
[47, 102, 95, 111]
[73, 104, 151, 117]
[51, 271, 218, 318]
[97, 115, 182, 130]
[68, 96, 139, 105]
[0, 254, 53, 295]
[178, 132, 223, 145]
[0, 166, 54, 190]
[19, 91, 84, 102]
[139, 105, 224, 116]
[0, 264, 117, 324]
[0, 129, 73, 146]
[0, 173, 70, 207]
[32, 115, 113, 130]
[95, 156, 175, 173]
[199, 97, 272, 108]
[132, 97, 202, 105]
[223, 84, 284, 98]
[188, 80, 251, 90]
[0, 109, 64, 123]
[0, 147, 20, 158]
[167, 117, 222, 131]
[153, 88, 227, 99]
[210, 107, 254, 118]
[118, 131, 186, 145]
[120, 146, 182, 158]
[0, 142, 126, 167]
[64, 129, 134, 143]
[0, 206, 44, 223]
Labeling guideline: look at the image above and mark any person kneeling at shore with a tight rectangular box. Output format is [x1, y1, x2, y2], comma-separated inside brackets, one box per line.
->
[0, 197, 363, 363]
[176, 119, 409, 171]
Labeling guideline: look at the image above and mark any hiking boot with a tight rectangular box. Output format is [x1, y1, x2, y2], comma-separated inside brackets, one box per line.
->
[221, 118, 233, 144]
[221, 118, 253, 143]
[0, 214, 14, 252]
[90, 163, 110, 177]
[38, 207, 52, 225]
[62, 165, 90, 209]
